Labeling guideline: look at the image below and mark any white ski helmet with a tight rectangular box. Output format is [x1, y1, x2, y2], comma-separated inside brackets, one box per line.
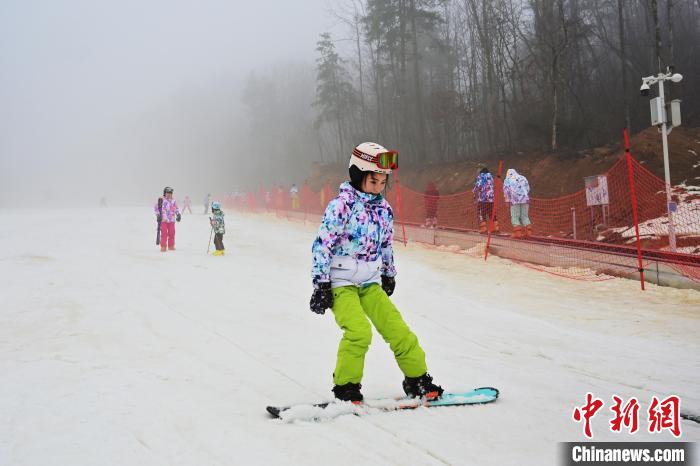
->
[349, 142, 398, 175]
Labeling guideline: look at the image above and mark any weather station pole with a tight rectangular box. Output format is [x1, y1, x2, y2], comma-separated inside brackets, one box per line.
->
[640, 68, 683, 252]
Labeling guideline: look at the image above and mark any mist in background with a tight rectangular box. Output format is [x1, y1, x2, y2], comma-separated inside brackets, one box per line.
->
[0, 0, 336, 207]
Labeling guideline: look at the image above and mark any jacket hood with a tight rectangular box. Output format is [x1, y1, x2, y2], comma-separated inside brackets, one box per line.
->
[338, 181, 385, 205]
[477, 172, 494, 183]
[504, 169, 525, 186]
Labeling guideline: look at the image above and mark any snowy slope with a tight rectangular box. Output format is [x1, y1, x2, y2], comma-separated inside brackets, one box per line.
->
[603, 183, 700, 253]
[0, 208, 698, 466]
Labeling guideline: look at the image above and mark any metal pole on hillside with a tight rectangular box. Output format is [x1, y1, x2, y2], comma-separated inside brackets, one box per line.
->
[640, 68, 683, 252]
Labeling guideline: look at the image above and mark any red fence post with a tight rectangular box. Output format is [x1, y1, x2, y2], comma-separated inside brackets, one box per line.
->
[485, 160, 504, 261]
[624, 128, 646, 291]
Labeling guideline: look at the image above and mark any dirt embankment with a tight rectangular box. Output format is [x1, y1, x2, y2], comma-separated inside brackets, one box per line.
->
[308, 127, 700, 197]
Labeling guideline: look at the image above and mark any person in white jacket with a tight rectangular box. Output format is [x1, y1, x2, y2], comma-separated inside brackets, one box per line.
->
[503, 169, 532, 238]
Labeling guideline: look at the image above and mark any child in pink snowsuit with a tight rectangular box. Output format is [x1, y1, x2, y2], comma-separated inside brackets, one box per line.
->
[182, 196, 192, 214]
[155, 186, 181, 251]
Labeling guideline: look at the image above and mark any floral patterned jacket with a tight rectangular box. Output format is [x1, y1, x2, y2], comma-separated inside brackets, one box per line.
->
[473, 172, 495, 202]
[503, 169, 530, 204]
[154, 198, 180, 223]
[210, 211, 225, 234]
[311, 182, 396, 286]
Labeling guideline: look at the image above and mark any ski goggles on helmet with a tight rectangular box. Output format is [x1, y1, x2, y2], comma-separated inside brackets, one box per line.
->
[163, 186, 174, 194]
[352, 148, 399, 170]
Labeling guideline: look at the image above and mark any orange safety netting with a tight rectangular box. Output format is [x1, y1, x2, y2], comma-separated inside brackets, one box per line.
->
[222, 149, 700, 286]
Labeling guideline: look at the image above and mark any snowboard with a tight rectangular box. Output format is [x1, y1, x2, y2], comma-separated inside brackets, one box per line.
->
[267, 386, 499, 421]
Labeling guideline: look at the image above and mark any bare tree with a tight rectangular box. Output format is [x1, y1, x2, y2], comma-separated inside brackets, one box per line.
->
[618, 0, 631, 132]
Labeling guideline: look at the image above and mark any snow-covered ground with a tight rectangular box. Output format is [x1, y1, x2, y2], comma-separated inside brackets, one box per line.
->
[1, 208, 698, 466]
[604, 184, 700, 252]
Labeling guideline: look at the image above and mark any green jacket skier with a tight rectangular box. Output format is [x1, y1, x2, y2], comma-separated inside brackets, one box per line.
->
[210, 201, 225, 256]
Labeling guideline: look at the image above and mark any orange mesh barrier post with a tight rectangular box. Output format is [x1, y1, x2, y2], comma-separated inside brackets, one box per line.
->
[247, 191, 256, 212]
[322, 183, 333, 211]
[258, 184, 267, 212]
[485, 160, 503, 261]
[393, 170, 408, 247]
[624, 128, 646, 290]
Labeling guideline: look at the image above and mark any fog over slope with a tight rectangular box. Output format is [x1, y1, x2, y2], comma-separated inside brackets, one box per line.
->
[0, 0, 337, 207]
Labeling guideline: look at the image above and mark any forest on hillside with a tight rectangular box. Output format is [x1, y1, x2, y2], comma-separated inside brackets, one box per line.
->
[239, 0, 699, 186]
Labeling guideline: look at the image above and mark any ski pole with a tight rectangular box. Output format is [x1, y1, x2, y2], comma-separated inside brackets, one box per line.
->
[156, 197, 164, 245]
[207, 222, 214, 254]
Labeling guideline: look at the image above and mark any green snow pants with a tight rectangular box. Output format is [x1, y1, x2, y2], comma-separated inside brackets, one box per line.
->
[510, 203, 531, 227]
[331, 283, 427, 386]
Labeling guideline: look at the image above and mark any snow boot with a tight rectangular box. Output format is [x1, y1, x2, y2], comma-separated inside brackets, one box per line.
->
[479, 221, 487, 234]
[493, 220, 500, 232]
[160, 246, 167, 252]
[524, 224, 533, 237]
[402, 373, 444, 400]
[511, 226, 523, 238]
[332, 382, 363, 403]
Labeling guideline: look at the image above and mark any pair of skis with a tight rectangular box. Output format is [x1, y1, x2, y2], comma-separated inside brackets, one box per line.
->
[267, 387, 499, 422]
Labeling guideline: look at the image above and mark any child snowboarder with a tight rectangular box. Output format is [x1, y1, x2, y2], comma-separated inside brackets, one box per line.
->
[209, 201, 225, 256]
[182, 195, 192, 214]
[473, 167, 498, 233]
[503, 168, 532, 238]
[310, 142, 443, 403]
[155, 186, 181, 252]
[203, 193, 211, 214]
[289, 184, 300, 210]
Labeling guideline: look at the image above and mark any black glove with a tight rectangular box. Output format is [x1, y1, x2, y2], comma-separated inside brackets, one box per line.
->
[176, 213, 181, 222]
[156, 215, 162, 223]
[381, 275, 396, 296]
[310, 282, 333, 315]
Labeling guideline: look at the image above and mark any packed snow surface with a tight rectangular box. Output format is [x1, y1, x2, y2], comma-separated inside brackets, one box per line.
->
[1, 208, 698, 465]
[605, 183, 700, 245]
